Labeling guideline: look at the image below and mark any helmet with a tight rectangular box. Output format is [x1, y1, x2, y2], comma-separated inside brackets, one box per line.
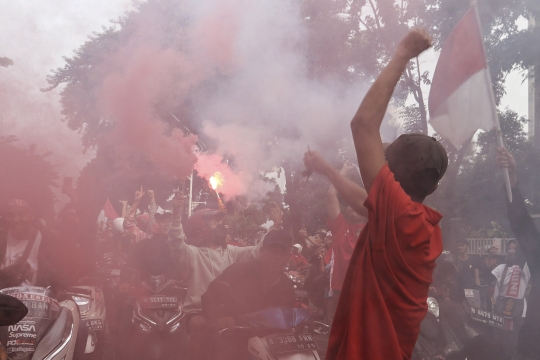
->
[184, 209, 225, 246]
[292, 244, 302, 253]
[112, 218, 125, 234]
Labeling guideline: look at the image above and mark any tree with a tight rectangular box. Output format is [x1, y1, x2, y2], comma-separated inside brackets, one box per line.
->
[0, 136, 58, 221]
[0, 57, 13, 67]
[447, 110, 540, 239]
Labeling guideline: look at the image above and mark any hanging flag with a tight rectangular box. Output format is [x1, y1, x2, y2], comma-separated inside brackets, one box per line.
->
[96, 197, 119, 227]
[428, 6, 495, 148]
[429, 4, 512, 202]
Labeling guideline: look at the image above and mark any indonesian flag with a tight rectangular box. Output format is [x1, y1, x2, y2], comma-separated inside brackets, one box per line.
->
[428, 7, 496, 148]
[96, 197, 119, 228]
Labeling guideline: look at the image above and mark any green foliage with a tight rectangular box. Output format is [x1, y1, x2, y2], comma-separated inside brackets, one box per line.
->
[451, 110, 540, 238]
[0, 136, 58, 220]
[222, 202, 267, 242]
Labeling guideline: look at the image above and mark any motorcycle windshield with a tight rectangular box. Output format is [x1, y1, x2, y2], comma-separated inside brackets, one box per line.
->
[0, 287, 60, 360]
[238, 307, 311, 330]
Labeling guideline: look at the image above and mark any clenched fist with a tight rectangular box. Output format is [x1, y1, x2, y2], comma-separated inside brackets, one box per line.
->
[396, 28, 432, 60]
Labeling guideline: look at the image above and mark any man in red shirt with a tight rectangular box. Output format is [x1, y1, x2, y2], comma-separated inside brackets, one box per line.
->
[303, 155, 368, 327]
[320, 28, 448, 360]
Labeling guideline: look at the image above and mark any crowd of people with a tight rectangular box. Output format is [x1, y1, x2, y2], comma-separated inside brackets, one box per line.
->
[0, 28, 539, 360]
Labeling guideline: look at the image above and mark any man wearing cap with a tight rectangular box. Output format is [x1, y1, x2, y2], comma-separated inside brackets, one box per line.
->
[167, 192, 265, 360]
[202, 229, 295, 359]
[326, 28, 448, 360]
[288, 244, 309, 271]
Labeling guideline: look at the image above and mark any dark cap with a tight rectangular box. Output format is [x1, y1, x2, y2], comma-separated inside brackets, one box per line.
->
[263, 229, 293, 250]
[0, 294, 28, 326]
[455, 238, 469, 246]
[385, 134, 448, 181]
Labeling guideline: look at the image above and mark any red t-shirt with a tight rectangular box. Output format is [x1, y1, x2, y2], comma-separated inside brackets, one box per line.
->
[289, 253, 309, 268]
[327, 213, 365, 291]
[326, 165, 443, 360]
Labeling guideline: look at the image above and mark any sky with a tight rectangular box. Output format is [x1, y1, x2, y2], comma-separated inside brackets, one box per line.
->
[0, 0, 134, 180]
[0, 0, 530, 185]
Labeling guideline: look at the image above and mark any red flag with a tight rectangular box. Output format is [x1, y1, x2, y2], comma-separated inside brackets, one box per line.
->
[102, 198, 119, 219]
[428, 7, 496, 148]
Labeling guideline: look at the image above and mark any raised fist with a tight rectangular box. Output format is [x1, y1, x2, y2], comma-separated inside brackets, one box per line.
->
[134, 186, 145, 202]
[303, 151, 332, 175]
[397, 28, 432, 59]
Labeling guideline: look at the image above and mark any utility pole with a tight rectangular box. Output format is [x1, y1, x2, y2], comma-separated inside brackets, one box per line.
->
[528, 16, 540, 144]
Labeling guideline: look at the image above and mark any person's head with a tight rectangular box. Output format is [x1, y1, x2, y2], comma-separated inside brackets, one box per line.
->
[506, 240, 518, 260]
[154, 212, 172, 235]
[292, 244, 302, 254]
[260, 230, 293, 273]
[184, 209, 226, 247]
[314, 231, 326, 244]
[343, 206, 365, 224]
[456, 239, 469, 255]
[3, 199, 36, 240]
[385, 134, 448, 202]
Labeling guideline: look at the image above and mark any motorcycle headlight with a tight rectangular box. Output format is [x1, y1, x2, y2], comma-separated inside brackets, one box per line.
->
[427, 297, 439, 318]
[73, 296, 91, 314]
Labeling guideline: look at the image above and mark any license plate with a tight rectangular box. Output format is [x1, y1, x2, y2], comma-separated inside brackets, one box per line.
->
[295, 290, 308, 299]
[139, 296, 179, 309]
[470, 307, 505, 329]
[266, 333, 318, 354]
[85, 319, 104, 331]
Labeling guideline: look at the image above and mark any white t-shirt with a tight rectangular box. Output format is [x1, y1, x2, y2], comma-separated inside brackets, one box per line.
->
[492, 263, 530, 317]
[1, 231, 42, 286]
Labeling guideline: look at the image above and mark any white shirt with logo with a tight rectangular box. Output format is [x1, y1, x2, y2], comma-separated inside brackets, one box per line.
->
[1, 231, 42, 286]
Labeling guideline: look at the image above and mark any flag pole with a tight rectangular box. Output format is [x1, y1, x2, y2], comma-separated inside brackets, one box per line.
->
[471, 1, 513, 202]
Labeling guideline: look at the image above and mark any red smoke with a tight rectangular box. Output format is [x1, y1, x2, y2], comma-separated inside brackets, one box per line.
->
[99, 45, 203, 179]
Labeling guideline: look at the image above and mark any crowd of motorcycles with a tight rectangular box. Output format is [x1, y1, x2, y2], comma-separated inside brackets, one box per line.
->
[0, 253, 325, 360]
[0, 251, 505, 360]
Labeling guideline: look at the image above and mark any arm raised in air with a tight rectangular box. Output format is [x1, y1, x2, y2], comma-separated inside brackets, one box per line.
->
[351, 28, 432, 193]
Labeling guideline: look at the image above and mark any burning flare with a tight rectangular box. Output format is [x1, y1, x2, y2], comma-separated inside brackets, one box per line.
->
[209, 172, 223, 190]
[209, 172, 225, 210]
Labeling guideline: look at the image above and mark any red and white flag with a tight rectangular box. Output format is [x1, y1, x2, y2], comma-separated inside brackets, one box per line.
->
[428, 7, 496, 148]
[97, 197, 119, 228]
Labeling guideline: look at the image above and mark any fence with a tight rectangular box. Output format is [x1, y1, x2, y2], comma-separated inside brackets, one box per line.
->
[467, 238, 516, 255]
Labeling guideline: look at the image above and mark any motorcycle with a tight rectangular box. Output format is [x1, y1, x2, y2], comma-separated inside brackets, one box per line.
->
[61, 286, 106, 359]
[119, 274, 187, 359]
[219, 307, 320, 360]
[412, 290, 493, 360]
[0, 286, 80, 360]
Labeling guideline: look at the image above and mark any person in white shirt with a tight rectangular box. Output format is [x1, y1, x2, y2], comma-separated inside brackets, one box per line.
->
[493, 240, 531, 357]
[0, 199, 61, 289]
[167, 192, 264, 360]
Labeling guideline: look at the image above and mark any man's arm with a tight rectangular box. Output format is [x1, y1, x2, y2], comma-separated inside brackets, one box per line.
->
[303, 152, 368, 218]
[497, 147, 540, 273]
[123, 187, 144, 231]
[147, 190, 157, 233]
[167, 192, 192, 272]
[351, 29, 431, 192]
[230, 235, 264, 262]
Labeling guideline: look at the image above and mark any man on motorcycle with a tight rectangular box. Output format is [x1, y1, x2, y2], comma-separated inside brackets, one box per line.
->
[167, 192, 264, 360]
[128, 190, 178, 278]
[201, 229, 295, 360]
